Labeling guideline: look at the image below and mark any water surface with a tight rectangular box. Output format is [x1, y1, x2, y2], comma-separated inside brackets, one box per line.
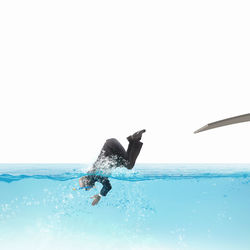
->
[0, 164, 250, 250]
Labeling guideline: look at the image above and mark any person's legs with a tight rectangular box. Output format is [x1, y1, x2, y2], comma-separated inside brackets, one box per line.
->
[100, 138, 143, 169]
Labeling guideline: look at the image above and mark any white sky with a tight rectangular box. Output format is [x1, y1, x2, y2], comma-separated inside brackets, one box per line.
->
[0, 0, 250, 163]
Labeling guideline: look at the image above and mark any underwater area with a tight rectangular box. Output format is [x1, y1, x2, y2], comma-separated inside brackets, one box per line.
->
[0, 164, 250, 250]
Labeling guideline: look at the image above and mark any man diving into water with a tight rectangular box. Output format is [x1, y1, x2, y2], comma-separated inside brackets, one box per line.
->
[78, 129, 146, 206]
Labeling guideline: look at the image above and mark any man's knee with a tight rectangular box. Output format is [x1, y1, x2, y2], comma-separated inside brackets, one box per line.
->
[106, 138, 118, 144]
[102, 138, 118, 156]
[105, 138, 119, 148]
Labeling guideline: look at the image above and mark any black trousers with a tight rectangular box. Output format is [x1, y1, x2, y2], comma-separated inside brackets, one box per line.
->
[98, 138, 143, 169]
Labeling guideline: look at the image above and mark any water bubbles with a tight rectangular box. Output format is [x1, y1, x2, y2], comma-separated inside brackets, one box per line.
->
[1, 164, 250, 249]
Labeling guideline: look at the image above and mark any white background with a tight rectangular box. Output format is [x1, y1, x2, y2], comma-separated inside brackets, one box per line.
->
[0, 0, 250, 163]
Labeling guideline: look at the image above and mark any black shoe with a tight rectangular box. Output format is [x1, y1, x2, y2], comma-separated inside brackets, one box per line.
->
[127, 129, 146, 142]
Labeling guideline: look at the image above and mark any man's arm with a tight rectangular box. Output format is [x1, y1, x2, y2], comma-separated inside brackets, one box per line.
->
[96, 176, 112, 196]
[90, 176, 112, 206]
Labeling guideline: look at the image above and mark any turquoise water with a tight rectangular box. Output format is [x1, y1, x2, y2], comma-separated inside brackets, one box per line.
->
[0, 164, 250, 250]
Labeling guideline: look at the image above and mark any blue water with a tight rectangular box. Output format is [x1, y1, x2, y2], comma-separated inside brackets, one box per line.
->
[0, 164, 250, 250]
